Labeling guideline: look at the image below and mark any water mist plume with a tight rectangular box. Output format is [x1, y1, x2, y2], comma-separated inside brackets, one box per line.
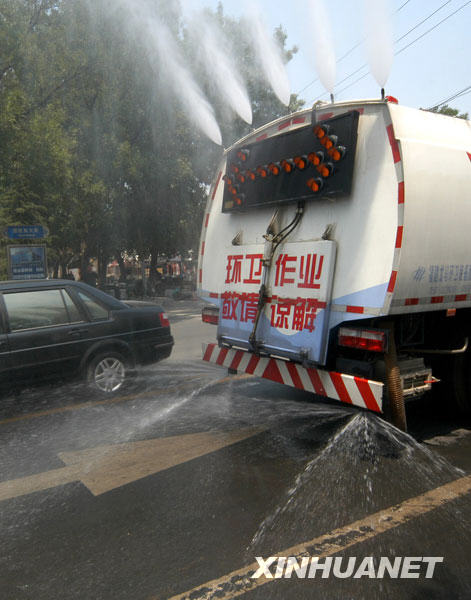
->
[98, 0, 222, 145]
[307, 0, 336, 94]
[146, 19, 222, 145]
[364, 0, 393, 89]
[189, 14, 252, 125]
[244, 6, 291, 106]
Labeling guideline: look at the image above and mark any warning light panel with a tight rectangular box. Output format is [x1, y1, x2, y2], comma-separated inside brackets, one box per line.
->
[222, 110, 359, 213]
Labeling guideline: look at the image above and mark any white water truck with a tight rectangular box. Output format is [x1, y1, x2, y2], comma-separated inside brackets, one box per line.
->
[197, 96, 471, 430]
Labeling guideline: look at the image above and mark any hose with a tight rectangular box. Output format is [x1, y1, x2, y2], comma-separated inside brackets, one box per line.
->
[384, 322, 407, 431]
[248, 202, 305, 350]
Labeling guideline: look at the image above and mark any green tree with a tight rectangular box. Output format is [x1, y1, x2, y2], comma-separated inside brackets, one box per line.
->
[428, 104, 468, 120]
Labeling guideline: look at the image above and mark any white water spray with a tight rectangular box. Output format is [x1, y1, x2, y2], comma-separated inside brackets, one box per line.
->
[306, 0, 336, 95]
[145, 19, 222, 145]
[189, 14, 252, 125]
[98, 0, 222, 145]
[364, 0, 394, 89]
[244, 6, 291, 106]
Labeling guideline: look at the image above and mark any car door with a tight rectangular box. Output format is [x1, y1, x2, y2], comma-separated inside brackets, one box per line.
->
[0, 298, 11, 389]
[68, 287, 130, 354]
[4, 287, 87, 385]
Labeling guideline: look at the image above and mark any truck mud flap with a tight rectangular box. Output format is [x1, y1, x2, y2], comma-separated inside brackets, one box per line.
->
[203, 343, 383, 413]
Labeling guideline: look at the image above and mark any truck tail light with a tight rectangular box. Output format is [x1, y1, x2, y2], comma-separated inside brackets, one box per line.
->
[202, 305, 219, 325]
[338, 327, 387, 352]
[159, 312, 170, 328]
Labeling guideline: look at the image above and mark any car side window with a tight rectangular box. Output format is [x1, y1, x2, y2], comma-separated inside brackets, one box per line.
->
[77, 290, 109, 321]
[62, 289, 84, 323]
[4, 289, 70, 331]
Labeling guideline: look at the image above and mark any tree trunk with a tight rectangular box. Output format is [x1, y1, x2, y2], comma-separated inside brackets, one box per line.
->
[116, 252, 127, 282]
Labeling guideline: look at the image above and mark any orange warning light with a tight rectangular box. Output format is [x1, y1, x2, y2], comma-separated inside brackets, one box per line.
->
[316, 163, 333, 178]
[294, 155, 308, 170]
[306, 177, 323, 192]
[237, 149, 250, 162]
[281, 159, 295, 173]
[320, 135, 338, 150]
[327, 146, 346, 162]
[256, 165, 268, 178]
[313, 124, 331, 139]
[308, 151, 324, 166]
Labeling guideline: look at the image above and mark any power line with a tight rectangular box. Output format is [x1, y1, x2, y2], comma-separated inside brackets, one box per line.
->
[426, 84, 471, 110]
[308, 0, 471, 104]
[394, 0, 471, 56]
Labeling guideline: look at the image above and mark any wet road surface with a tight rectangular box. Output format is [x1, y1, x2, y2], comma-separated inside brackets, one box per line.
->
[0, 300, 470, 599]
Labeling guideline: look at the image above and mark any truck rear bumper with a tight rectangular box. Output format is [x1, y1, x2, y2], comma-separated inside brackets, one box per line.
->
[202, 343, 384, 413]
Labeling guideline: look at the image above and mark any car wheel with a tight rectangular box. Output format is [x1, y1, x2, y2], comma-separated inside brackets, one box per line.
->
[87, 352, 128, 394]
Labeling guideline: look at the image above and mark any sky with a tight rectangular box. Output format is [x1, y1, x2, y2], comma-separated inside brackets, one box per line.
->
[183, 0, 471, 116]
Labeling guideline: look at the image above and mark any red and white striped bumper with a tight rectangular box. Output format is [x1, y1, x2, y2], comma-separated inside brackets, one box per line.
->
[203, 343, 384, 413]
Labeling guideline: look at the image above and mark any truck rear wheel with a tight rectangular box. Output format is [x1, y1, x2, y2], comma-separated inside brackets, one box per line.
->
[452, 353, 471, 415]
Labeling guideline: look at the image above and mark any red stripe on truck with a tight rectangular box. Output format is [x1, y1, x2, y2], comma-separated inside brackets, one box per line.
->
[246, 354, 260, 374]
[387, 271, 398, 293]
[216, 347, 229, 366]
[398, 181, 405, 204]
[330, 372, 353, 405]
[386, 124, 401, 163]
[278, 120, 291, 130]
[286, 362, 304, 389]
[230, 350, 244, 371]
[346, 305, 364, 314]
[262, 359, 284, 384]
[355, 377, 381, 412]
[395, 226, 404, 248]
[307, 368, 327, 396]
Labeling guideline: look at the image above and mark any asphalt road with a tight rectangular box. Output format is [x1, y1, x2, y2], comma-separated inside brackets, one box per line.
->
[0, 299, 470, 600]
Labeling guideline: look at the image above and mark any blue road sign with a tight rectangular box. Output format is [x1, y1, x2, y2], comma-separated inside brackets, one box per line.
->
[5, 225, 49, 239]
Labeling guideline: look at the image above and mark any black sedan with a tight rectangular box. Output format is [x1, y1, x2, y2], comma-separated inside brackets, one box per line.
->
[0, 279, 173, 394]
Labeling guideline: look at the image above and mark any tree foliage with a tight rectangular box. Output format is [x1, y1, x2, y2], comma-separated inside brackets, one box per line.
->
[0, 0, 303, 281]
[428, 104, 468, 120]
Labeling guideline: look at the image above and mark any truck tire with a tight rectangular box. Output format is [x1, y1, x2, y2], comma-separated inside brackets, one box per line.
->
[452, 353, 471, 415]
